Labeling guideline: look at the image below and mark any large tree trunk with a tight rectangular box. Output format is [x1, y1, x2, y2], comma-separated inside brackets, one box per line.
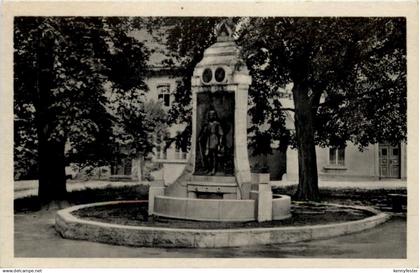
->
[36, 25, 68, 205]
[292, 81, 320, 201]
[37, 137, 67, 204]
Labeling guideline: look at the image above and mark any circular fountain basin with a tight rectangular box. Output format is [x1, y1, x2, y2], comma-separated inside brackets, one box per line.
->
[55, 200, 390, 248]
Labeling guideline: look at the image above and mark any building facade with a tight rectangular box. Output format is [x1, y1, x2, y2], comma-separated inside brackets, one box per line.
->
[276, 87, 407, 181]
[286, 142, 407, 181]
[110, 29, 407, 183]
[135, 68, 407, 183]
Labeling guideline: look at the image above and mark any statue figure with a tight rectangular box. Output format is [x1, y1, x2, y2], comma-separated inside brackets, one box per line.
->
[199, 109, 225, 175]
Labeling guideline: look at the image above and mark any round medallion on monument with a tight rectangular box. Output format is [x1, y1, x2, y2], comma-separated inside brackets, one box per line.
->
[202, 68, 212, 83]
[215, 67, 226, 82]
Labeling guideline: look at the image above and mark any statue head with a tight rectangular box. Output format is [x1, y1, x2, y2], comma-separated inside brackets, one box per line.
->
[214, 19, 235, 42]
[208, 109, 218, 122]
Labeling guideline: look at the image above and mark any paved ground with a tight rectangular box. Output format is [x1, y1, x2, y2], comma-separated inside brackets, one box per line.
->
[271, 179, 407, 189]
[14, 208, 406, 258]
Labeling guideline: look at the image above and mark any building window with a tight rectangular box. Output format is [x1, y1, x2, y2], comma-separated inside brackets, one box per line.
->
[157, 84, 171, 107]
[329, 147, 345, 166]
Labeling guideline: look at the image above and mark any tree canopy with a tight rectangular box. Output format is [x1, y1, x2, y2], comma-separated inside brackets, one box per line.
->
[14, 16, 407, 202]
[14, 17, 165, 203]
[236, 17, 406, 199]
[238, 17, 406, 149]
[158, 17, 406, 200]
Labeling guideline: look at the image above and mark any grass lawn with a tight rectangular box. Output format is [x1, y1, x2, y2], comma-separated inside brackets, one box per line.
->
[14, 184, 149, 212]
[72, 201, 374, 228]
[273, 185, 407, 212]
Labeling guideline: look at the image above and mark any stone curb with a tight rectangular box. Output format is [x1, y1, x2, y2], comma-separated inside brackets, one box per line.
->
[55, 200, 390, 248]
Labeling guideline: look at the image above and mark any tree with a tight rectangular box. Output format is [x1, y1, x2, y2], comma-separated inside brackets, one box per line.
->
[111, 99, 167, 180]
[246, 54, 291, 173]
[14, 17, 151, 204]
[238, 17, 406, 200]
[159, 17, 406, 200]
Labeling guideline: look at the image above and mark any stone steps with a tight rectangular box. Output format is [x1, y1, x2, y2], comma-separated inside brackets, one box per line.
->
[191, 175, 236, 183]
[187, 176, 239, 198]
[109, 175, 134, 182]
[188, 181, 237, 187]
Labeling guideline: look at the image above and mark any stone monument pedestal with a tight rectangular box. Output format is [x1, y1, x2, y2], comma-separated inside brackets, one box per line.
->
[149, 21, 291, 222]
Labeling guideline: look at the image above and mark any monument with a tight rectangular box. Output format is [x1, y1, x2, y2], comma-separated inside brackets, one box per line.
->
[149, 20, 291, 222]
[53, 20, 390, 249]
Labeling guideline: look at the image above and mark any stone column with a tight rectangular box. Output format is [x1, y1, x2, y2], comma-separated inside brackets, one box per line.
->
[256, 173, 273, 222]
[234, 85, 252, 198]
[190, 90, 198, 173]
[373, 144, 380, 179]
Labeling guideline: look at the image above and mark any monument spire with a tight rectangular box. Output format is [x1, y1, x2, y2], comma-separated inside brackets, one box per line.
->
[214, 19, 235, 42]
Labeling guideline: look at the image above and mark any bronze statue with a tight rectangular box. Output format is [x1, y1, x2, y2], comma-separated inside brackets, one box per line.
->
[199, 109, 225, 175]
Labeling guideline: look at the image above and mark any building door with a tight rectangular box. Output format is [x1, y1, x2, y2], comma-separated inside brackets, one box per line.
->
[379, 144, 400, 178]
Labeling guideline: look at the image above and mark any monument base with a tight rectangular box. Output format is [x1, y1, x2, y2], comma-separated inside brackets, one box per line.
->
[151, 194, 291, 222]
[149, 173, 291, 222]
